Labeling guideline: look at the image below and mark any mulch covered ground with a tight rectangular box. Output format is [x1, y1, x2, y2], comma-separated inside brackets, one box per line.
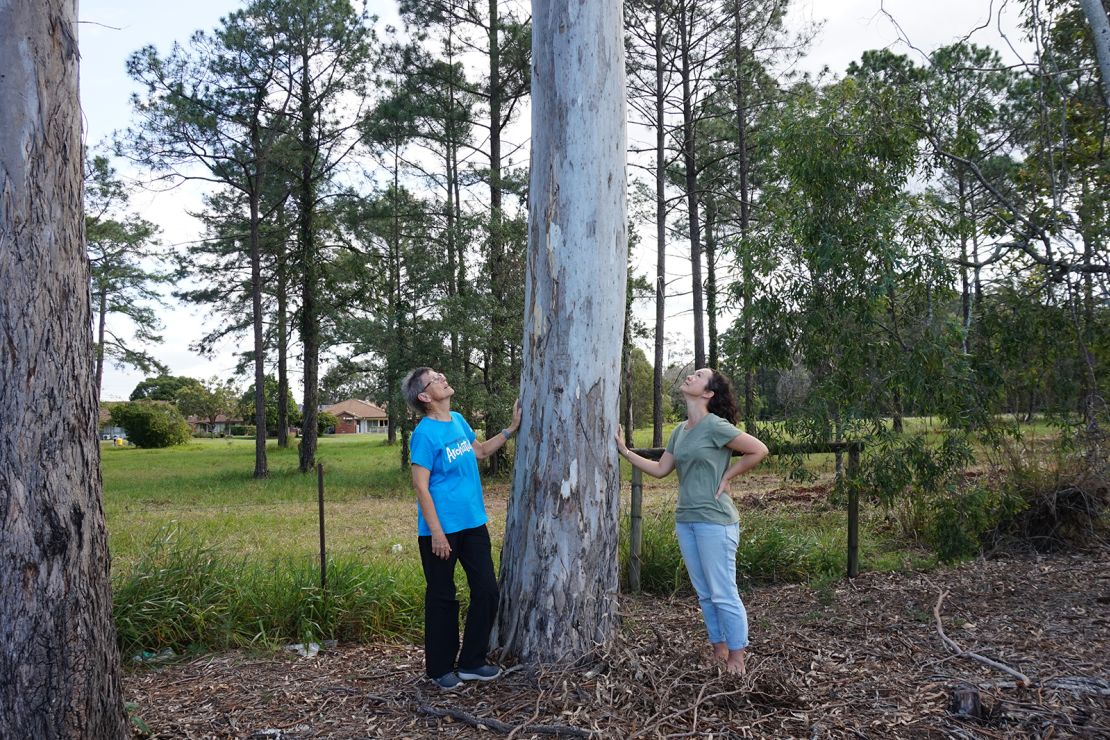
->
[125, 550, 1110, 738]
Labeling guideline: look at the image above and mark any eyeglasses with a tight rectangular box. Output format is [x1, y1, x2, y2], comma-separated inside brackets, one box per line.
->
[421, 372, 445, 392]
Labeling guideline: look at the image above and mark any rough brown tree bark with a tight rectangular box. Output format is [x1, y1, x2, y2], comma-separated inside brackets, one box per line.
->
[495, 0, 627, 662]
[276, 204, 291, 450]
[0, 1, 128, 735]
[734, 0, 757, 431]
[678, 0, 706, 369]
[297, 37, 320, 474]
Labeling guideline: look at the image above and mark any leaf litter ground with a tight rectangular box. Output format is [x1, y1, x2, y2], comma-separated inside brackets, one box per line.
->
[125, 547, 1109, 738]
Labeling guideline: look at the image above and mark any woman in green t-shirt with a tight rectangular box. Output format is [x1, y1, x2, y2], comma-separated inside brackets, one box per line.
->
[616, 368, 768, 675]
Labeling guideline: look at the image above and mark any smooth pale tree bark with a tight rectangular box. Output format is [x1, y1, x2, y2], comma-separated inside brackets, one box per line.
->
[1080, 0, 1110, 108]
[0, 1, 128, 736]
[495, 0, 628, 663]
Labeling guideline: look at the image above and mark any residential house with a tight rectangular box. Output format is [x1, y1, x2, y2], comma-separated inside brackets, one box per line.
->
[187, 414, 241, 435]
[98, 403, 127, 440]
[324, 399, 388, 434]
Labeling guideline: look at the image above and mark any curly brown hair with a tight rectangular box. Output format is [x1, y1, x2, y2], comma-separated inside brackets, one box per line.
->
[705, 370, 739, 425]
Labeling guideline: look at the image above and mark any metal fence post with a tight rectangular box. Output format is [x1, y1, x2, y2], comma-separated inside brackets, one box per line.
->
[317, 462, 327, 591]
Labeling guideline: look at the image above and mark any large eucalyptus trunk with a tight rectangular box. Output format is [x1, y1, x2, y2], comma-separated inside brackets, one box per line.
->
[0, 2, 127, 735]
[1080, 0, 1110, 108]
[495, 0, 627, 663]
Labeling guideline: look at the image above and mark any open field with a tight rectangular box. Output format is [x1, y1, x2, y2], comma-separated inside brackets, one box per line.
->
[103, 418, 1081, 655]
[103, 417, 1061, 569]
[103, 429, 919, 573]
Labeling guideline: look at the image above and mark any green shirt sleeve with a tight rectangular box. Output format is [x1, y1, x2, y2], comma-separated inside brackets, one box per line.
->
[665, 425, 680, 454]
[708, 415, 742, 448]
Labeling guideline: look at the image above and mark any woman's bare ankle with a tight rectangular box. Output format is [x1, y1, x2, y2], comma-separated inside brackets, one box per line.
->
[725, 648, 746, 675]
[712, 641, 729, 662]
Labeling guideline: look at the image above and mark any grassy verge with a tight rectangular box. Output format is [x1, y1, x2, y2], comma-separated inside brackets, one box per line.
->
[107, 419, 1056, 655]
[114, 529, 426, 659]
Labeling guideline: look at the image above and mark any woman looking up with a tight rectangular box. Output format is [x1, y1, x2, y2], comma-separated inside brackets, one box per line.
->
[403, 367, 521, 690]
[616, 368, 768, 675]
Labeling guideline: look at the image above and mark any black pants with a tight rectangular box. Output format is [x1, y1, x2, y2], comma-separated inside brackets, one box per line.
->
[418, 524, 499, 678]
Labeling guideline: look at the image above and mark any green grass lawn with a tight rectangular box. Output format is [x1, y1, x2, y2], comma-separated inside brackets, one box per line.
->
[105, 415, 1059, 568]
[103, 435, 416, 566]
[102, 418, 1060, 652]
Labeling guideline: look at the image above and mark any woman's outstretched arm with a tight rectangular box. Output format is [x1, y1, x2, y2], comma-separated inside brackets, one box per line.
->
[615, 429, 676, 478]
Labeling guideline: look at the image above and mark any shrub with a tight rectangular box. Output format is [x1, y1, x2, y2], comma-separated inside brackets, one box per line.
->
[229, 425, 256, 437]
[317, 411, 339, 435]
[109, 402, 191, 448]
[927, 483, 1022, 562]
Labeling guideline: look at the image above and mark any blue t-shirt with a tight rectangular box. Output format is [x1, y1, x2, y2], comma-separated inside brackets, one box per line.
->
[410, 411, 487, 536]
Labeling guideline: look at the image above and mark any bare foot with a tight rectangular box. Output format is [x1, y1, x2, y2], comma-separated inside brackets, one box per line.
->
[712, 642, 729, 663]
[725, 648, 746, 675]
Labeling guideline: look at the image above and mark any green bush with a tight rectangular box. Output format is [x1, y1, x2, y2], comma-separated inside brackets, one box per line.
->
[317, 411, 339, 435]
[927, 484, 1007, 562]
[229, 424, 256, 437]
[109, 402, 191, 448]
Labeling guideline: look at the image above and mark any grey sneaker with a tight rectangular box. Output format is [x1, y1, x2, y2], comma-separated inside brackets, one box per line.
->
[457, 664, 501, 681]
[431, 671, 463, 690]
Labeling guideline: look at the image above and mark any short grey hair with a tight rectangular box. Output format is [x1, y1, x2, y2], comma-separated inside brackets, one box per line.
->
[402, 366, 433, 414]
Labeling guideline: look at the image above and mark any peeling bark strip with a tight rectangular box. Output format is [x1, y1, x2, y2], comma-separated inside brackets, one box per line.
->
[0, 1, 128, 736]
[495, 0, 628, 663]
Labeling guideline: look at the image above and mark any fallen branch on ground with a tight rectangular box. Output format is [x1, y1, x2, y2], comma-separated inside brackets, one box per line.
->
[416, 703, 595, 738]
[933, 590, 1032, 687]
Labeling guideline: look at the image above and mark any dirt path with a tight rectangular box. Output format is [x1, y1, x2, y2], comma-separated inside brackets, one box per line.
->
[125, 550, 1110, 738]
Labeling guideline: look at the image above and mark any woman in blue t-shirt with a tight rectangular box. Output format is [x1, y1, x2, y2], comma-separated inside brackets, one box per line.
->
[402, 366, 521, 690]
[616, 368, 768, 675]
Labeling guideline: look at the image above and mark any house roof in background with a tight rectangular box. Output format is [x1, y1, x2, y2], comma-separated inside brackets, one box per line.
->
[324, 399, 387, 420]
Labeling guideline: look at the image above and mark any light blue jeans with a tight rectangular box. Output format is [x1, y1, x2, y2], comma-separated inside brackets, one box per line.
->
[675, 521, 749, 651]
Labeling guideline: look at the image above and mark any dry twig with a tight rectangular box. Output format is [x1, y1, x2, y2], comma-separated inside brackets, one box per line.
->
[933, 589, 1032, 687]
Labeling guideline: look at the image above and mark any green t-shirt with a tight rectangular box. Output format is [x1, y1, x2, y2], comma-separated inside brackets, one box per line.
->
[666, 413, 743, 524]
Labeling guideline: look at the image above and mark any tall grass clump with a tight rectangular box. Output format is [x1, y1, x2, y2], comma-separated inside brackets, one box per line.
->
[981, 429, 1109, 553]
[619, 509, 849, 595]
[113, 528, 426, 657]
[619, 510, 687, 594]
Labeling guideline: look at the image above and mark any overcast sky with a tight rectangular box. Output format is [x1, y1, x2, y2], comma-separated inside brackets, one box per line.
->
[79, 0, 1030, 401]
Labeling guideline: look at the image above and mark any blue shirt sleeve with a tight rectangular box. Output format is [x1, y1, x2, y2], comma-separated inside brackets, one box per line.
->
[455, 412, 477, 443]
[410, 424, 435, 470]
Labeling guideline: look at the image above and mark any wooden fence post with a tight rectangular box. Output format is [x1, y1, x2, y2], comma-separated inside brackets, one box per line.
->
[846, 444, 860, 579]
[630, 467, 643, 594]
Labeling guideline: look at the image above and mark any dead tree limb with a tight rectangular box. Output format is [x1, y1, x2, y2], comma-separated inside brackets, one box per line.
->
[416, 704, 594, 738]
[933, 590, 1032, 687]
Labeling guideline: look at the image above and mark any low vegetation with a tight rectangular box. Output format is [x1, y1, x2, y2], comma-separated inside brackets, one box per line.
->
[106, 421, 1106, 656]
